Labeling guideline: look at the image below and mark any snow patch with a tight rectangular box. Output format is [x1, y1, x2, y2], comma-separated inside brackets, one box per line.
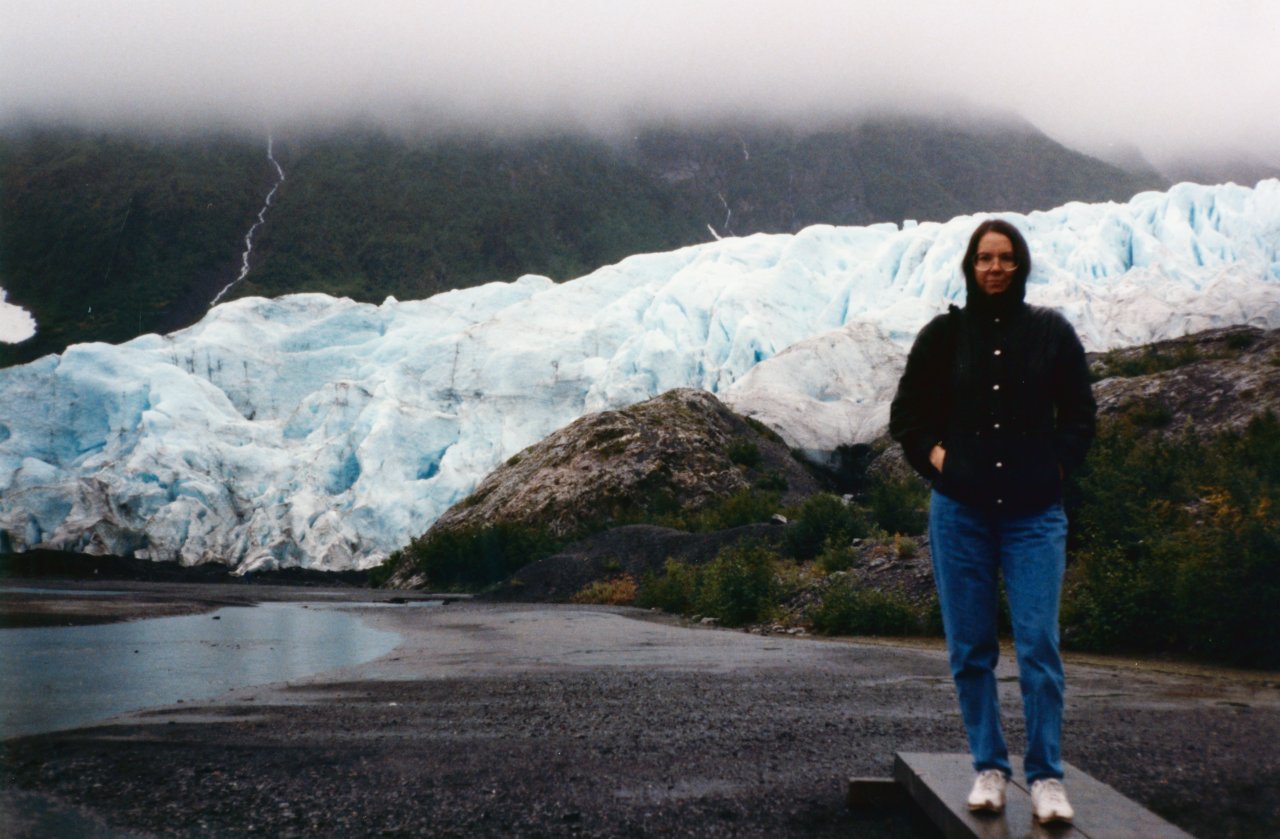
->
[0, 288, 37, 344]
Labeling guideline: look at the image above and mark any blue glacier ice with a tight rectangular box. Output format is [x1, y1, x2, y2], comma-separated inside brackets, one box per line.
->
[1, 180, 1279, 571]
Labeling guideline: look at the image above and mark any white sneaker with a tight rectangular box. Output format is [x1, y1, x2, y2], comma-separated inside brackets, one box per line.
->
[1030, 778, 1075, 824]
[967, 769, 1008, 813]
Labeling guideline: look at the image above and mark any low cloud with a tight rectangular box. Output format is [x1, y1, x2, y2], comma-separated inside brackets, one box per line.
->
[3, 0, 1278, 166]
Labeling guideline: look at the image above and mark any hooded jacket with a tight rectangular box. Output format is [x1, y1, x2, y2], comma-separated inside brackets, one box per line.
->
[889, 260, 1096, 514]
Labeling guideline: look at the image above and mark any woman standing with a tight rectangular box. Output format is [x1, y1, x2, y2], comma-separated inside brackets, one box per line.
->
[889, 219, 1096, 824]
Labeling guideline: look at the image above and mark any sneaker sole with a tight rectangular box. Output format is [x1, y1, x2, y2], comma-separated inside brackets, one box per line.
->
[1035, 811, 1073, 824]
[968, 802, 1004, 814]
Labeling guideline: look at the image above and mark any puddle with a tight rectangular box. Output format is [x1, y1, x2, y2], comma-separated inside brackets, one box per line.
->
[0, 602, 405, 739]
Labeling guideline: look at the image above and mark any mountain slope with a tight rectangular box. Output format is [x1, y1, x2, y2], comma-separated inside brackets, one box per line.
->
[1, 115, 1164, 366]
[0, 129, 269, 365]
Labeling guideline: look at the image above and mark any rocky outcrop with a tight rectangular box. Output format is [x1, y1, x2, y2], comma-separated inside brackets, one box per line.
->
[384, 388, 817, 588]
[1088, 325, 1280, 433]
[414, 387, 816, 541]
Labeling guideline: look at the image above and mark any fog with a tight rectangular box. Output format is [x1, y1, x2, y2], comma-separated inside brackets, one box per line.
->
[3, 0, 1278, 167]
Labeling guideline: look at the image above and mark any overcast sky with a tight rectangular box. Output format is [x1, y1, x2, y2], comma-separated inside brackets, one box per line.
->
[3, 0, 1278, 165]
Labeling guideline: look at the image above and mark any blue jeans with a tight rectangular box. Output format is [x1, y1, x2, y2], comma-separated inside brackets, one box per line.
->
[928, 490, 1067, 783]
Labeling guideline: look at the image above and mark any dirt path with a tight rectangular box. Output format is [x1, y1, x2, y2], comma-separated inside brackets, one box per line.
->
[3, 598, 1278, 837]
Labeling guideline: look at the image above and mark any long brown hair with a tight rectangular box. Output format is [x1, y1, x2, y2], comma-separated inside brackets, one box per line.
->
[962, 219, 1031, 292]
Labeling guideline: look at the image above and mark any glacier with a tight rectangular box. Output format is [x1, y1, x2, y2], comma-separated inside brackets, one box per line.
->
[1, 180, 1279, 572]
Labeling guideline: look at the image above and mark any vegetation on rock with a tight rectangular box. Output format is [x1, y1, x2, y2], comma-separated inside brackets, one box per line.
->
[384, 389, 819, 589]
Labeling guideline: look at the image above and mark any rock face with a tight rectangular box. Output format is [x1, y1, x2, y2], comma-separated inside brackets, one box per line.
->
[417, 388, 817, 542]
[1088, 325, 1280, 433]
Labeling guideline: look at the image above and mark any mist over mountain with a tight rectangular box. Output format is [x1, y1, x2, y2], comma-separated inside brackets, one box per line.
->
[1159, 151, 1280, 193]
[1, 113, 1165, 366]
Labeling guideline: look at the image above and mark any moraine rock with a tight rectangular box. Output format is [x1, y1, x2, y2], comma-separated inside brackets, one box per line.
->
[1088, 325, 1280, 433]
[387, 388, 818, 587]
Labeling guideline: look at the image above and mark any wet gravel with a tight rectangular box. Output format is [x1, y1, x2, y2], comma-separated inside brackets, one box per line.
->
[2, 598, 1278, 838]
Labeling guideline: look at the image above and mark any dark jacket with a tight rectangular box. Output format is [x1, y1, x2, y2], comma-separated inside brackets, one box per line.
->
[889, 282, 1096, 515]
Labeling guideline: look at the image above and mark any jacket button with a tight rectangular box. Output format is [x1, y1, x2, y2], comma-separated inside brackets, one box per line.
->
[994, 349, 1002, 356]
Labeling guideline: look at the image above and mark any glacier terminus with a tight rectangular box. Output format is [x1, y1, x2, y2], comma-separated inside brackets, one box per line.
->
[1, 180, 1278, 572]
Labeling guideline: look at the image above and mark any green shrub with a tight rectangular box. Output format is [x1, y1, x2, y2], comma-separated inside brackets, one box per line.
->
[1224, 331, 1256, 351]
[661, 488, 781, 532]
[697, 541, 780, 626]
[405, 522, 558, 591]
[1062, 543, 1177, 651]
[637, 558, 701, 614]
[810, 576, 921, 636]
[1093, 344, 1201, 380]
[783, 493, 868, 560]
[753, 471, 789, 492]
[922, 593, 944, 636]
[1125, 397, 1174, 429]
[366, 550, 399, 588]
[638, 541, 781, 627]
[1062, 411, 1280, 667]
[1169, 489, 1279, 664]
[727, 439, 762, 468]
[816, 538, 859, 573]
[866, 476, 929, 535]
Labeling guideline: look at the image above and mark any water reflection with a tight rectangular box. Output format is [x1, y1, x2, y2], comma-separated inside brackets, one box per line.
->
[0, 602, 403, 739]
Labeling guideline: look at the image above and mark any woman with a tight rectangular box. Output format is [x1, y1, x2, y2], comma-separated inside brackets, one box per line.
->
[889, 219, 1095, 824]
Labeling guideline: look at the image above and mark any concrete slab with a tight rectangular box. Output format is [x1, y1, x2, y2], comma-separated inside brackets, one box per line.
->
[894, 752, 1196, 839]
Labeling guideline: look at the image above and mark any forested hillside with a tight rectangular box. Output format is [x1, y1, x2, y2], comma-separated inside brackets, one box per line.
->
[1, 129, 268, 364]
[1, 116, 1164, 366]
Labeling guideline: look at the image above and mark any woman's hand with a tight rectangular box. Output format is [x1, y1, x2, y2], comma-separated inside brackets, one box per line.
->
[930, 444, 946, 473]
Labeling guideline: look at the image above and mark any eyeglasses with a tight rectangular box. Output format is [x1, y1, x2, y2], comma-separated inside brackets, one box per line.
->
[975, 254, 1018, 270]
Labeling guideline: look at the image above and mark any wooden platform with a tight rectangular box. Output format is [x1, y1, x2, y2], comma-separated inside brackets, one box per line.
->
[889, 753, 1196, 839]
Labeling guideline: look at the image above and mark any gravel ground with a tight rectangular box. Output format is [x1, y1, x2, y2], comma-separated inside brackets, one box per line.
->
[2, 590, 1278, 838]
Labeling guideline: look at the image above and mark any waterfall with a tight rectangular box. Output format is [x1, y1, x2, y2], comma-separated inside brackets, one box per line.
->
[211, 136, 286, 307]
